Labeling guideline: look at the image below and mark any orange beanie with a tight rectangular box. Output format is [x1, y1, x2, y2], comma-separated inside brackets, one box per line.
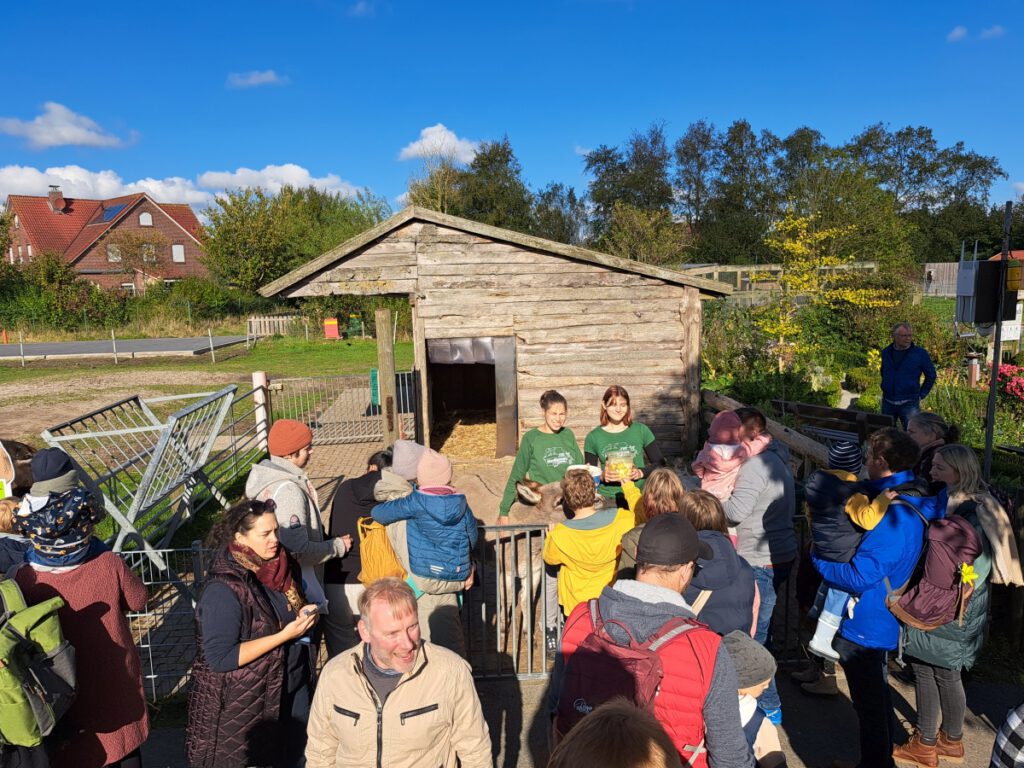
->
[268, 419, 313, 457]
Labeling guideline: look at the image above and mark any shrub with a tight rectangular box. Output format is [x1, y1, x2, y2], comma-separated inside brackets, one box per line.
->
[845, 367, 875, 393]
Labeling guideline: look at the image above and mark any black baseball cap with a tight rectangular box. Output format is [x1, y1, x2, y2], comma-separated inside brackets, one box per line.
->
[636, 514, 713, 565]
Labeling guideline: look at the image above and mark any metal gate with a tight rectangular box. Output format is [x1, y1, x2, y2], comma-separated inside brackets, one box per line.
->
[269, 371, 418, 444]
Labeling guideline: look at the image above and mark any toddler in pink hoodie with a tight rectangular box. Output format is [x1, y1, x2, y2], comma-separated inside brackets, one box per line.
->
[691, 410, 771, 501]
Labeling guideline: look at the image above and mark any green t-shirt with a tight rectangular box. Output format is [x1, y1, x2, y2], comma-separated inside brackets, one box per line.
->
[499, 428, 584, 516]
[584, 422, 657, 498]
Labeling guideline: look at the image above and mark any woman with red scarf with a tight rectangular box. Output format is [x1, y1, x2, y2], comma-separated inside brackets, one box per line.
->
[186, 499, 319, 768]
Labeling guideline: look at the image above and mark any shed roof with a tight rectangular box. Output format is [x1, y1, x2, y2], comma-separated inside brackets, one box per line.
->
[260, 206, 732, 298]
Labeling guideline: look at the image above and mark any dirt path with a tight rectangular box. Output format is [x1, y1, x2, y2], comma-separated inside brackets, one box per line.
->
[0, 370, 246, 443]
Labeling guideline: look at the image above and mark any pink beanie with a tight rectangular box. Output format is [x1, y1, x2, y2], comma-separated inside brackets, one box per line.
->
[708, 411, 742, 446]
[417, 449, 453, 488]
[268, 419, 313, 457]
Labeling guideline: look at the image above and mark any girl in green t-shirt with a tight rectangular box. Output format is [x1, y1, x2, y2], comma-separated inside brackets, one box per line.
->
[584, 384, 665, 500]
[497, 390, 584, 524]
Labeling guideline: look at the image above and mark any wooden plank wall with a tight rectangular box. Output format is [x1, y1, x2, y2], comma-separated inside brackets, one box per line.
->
[291, 220, 701, 456]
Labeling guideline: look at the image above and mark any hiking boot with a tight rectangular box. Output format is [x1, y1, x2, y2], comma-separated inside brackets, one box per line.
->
[800, 675, 839, 697]
[935, 731, 964, 763]
[893, 732, 938, 768]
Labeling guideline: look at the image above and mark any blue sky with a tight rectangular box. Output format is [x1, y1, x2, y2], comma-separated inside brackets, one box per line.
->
[3, 0, 1022, 217]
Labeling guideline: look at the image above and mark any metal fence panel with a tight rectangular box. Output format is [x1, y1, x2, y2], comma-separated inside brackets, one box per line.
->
[270, 371, 417, 445]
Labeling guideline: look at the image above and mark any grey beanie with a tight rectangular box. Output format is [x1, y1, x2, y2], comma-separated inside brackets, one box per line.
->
[722, 630, 777, 690]
[391, 440, 426, 481]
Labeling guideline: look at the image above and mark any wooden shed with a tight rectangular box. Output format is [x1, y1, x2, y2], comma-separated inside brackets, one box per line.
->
[261, 207, 730, 458]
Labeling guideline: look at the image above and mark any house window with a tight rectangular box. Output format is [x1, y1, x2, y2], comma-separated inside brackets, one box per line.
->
[17, 245, 22, 262]
[107, 245, 122, 262]
[26, 245, 32, 258]
[7, 247, 12, 263]
[172, 244, 185, 263]
[13, 215, 18, 229]
[121, 282, 136, 296]
[139, 212, 153, 227]
[142, 244, 156, 263]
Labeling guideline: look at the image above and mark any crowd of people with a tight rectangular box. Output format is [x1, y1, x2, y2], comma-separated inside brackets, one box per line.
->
[2, 322, 1024, 768]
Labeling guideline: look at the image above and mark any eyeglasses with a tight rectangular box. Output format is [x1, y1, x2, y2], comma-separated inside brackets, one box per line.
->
[253, 499, 277, 513]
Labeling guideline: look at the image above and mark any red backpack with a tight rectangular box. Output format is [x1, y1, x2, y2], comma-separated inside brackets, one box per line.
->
[556, 599, 700, 736]
[886, 506, 984, 631]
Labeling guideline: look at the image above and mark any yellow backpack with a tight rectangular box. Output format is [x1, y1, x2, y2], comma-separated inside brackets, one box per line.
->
[356, 517, 406, 586]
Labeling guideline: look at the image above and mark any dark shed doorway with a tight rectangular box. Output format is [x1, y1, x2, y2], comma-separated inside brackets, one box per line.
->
[427, 336, 517, 458]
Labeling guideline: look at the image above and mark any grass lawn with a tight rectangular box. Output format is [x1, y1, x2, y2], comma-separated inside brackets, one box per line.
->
[0, 337, 415, 386]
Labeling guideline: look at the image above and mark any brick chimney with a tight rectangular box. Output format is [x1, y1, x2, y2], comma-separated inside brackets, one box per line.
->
[48, 185, 66, 213]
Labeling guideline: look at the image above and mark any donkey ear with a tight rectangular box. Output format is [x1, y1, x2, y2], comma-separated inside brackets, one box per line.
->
[516, 480, 543, 505]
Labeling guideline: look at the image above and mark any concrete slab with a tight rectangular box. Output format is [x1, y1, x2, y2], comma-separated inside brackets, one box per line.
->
[0, 336, 247, 360]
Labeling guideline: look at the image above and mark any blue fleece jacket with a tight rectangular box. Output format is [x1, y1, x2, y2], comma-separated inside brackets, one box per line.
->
[372, 488, 478, 581]
[880, 343, 936, 403]
[812, 470, 941, 650]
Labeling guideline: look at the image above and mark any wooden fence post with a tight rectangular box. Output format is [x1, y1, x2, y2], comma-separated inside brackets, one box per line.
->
[252, 371, 271, 452]
[375, 309, 399, 446]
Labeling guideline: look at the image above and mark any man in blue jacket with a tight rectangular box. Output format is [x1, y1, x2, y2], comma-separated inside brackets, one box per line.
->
[880, 323, 936, 428]
[812, 427, 939, 768]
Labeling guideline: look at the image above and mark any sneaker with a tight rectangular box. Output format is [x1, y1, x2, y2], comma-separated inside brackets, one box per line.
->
[545, 628, 559, 654]
[759, 705, 783, 726]
[893, 732, 938, 768]
[800, 675, 839, 697]
[935, 731, 964, 764]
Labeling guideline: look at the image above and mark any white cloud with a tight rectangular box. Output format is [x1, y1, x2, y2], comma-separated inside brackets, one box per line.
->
[574, 145, 592, 157]
[980, 25, 1005, 39]
[197, 163, 358, 196]
[394, 191, 410, 207]
[947, 25, 968, 42]
[398, 123, 478, 164]
[1014, 181, 1024, 195]
[226, 70, 290, 89]
[0, 162, 362, 212]
[0, 103, 127, 149]
[349, 1, 374, 16]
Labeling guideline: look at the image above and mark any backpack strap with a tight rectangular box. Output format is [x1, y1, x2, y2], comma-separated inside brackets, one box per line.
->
[588, 597, 696, 651]
[690, 589, 712, 616]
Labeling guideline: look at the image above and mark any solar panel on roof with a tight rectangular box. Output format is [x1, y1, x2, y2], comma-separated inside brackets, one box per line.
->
[100, 204, 127, 222]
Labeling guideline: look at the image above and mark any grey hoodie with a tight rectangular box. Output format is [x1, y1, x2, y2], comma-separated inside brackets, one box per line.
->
[245, 456, 345, 567]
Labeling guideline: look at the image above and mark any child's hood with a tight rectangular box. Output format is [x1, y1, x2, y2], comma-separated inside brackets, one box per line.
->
[690, 530, 743, 589]
[414, 487, 468, 525]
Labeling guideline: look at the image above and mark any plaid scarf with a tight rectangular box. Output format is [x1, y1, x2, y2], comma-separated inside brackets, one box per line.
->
[228, 541, 306, 615]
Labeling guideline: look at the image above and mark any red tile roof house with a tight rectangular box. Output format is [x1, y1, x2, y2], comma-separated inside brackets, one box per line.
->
[3, 185, 207, 293]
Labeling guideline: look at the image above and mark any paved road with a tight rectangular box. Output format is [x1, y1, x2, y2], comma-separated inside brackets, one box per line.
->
[0, 336, 247, 360]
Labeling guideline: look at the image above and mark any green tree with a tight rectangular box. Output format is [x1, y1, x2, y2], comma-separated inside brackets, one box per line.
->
[201, 188, 290, 292]
[0, 209, 12, 263]
[673, 119, 723, 227]
[602, 202, 692, 265]
[103, 229, 169, 278]
[585, 123, 673, 238]
[454, 138, 534, 233]
[278, 186, 391, 266]
[531, 183, 588, 245]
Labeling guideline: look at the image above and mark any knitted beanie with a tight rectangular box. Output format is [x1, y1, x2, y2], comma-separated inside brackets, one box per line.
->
[417, 449, 453, 488]
[708, 411, 743, 446]
[30, 448, 75, 483]
[828, 440, 863, 474]
[267, 419, 313, 457]
[722, 630, 777, 690]
[392, 440, 427, 481]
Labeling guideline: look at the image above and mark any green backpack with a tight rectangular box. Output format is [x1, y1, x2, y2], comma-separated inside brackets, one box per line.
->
[0, 572, 76, 747]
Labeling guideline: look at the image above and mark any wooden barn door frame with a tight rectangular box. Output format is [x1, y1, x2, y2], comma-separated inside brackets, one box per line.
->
[411, 299, 431, 447]
[493, 336, 518, 458]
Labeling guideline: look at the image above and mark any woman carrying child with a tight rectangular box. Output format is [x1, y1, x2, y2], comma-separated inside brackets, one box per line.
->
[893, 445, 1024, 768]
[584, 385, 665, 504]
[691, 410, 772, 502]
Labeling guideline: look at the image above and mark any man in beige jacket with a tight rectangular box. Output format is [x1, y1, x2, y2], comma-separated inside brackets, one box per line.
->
[306, 577, 491, 768]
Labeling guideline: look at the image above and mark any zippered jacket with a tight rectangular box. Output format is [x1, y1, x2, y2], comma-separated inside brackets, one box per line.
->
[880, 343, 936, 403]
[305, 641, 491, 768]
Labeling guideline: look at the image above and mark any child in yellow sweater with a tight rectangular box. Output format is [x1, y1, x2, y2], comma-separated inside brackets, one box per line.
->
[543, 468, 636, 618]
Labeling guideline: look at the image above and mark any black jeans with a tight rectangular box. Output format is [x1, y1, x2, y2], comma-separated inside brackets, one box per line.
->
[911, 661, 966, 742]
[834, 635, 895, 768]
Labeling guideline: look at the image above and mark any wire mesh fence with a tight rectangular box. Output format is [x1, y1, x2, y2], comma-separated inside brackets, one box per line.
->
[270, 371, 417, 444]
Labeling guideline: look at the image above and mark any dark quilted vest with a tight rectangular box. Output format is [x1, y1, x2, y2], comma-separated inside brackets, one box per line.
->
[186, 550, 285, 768]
